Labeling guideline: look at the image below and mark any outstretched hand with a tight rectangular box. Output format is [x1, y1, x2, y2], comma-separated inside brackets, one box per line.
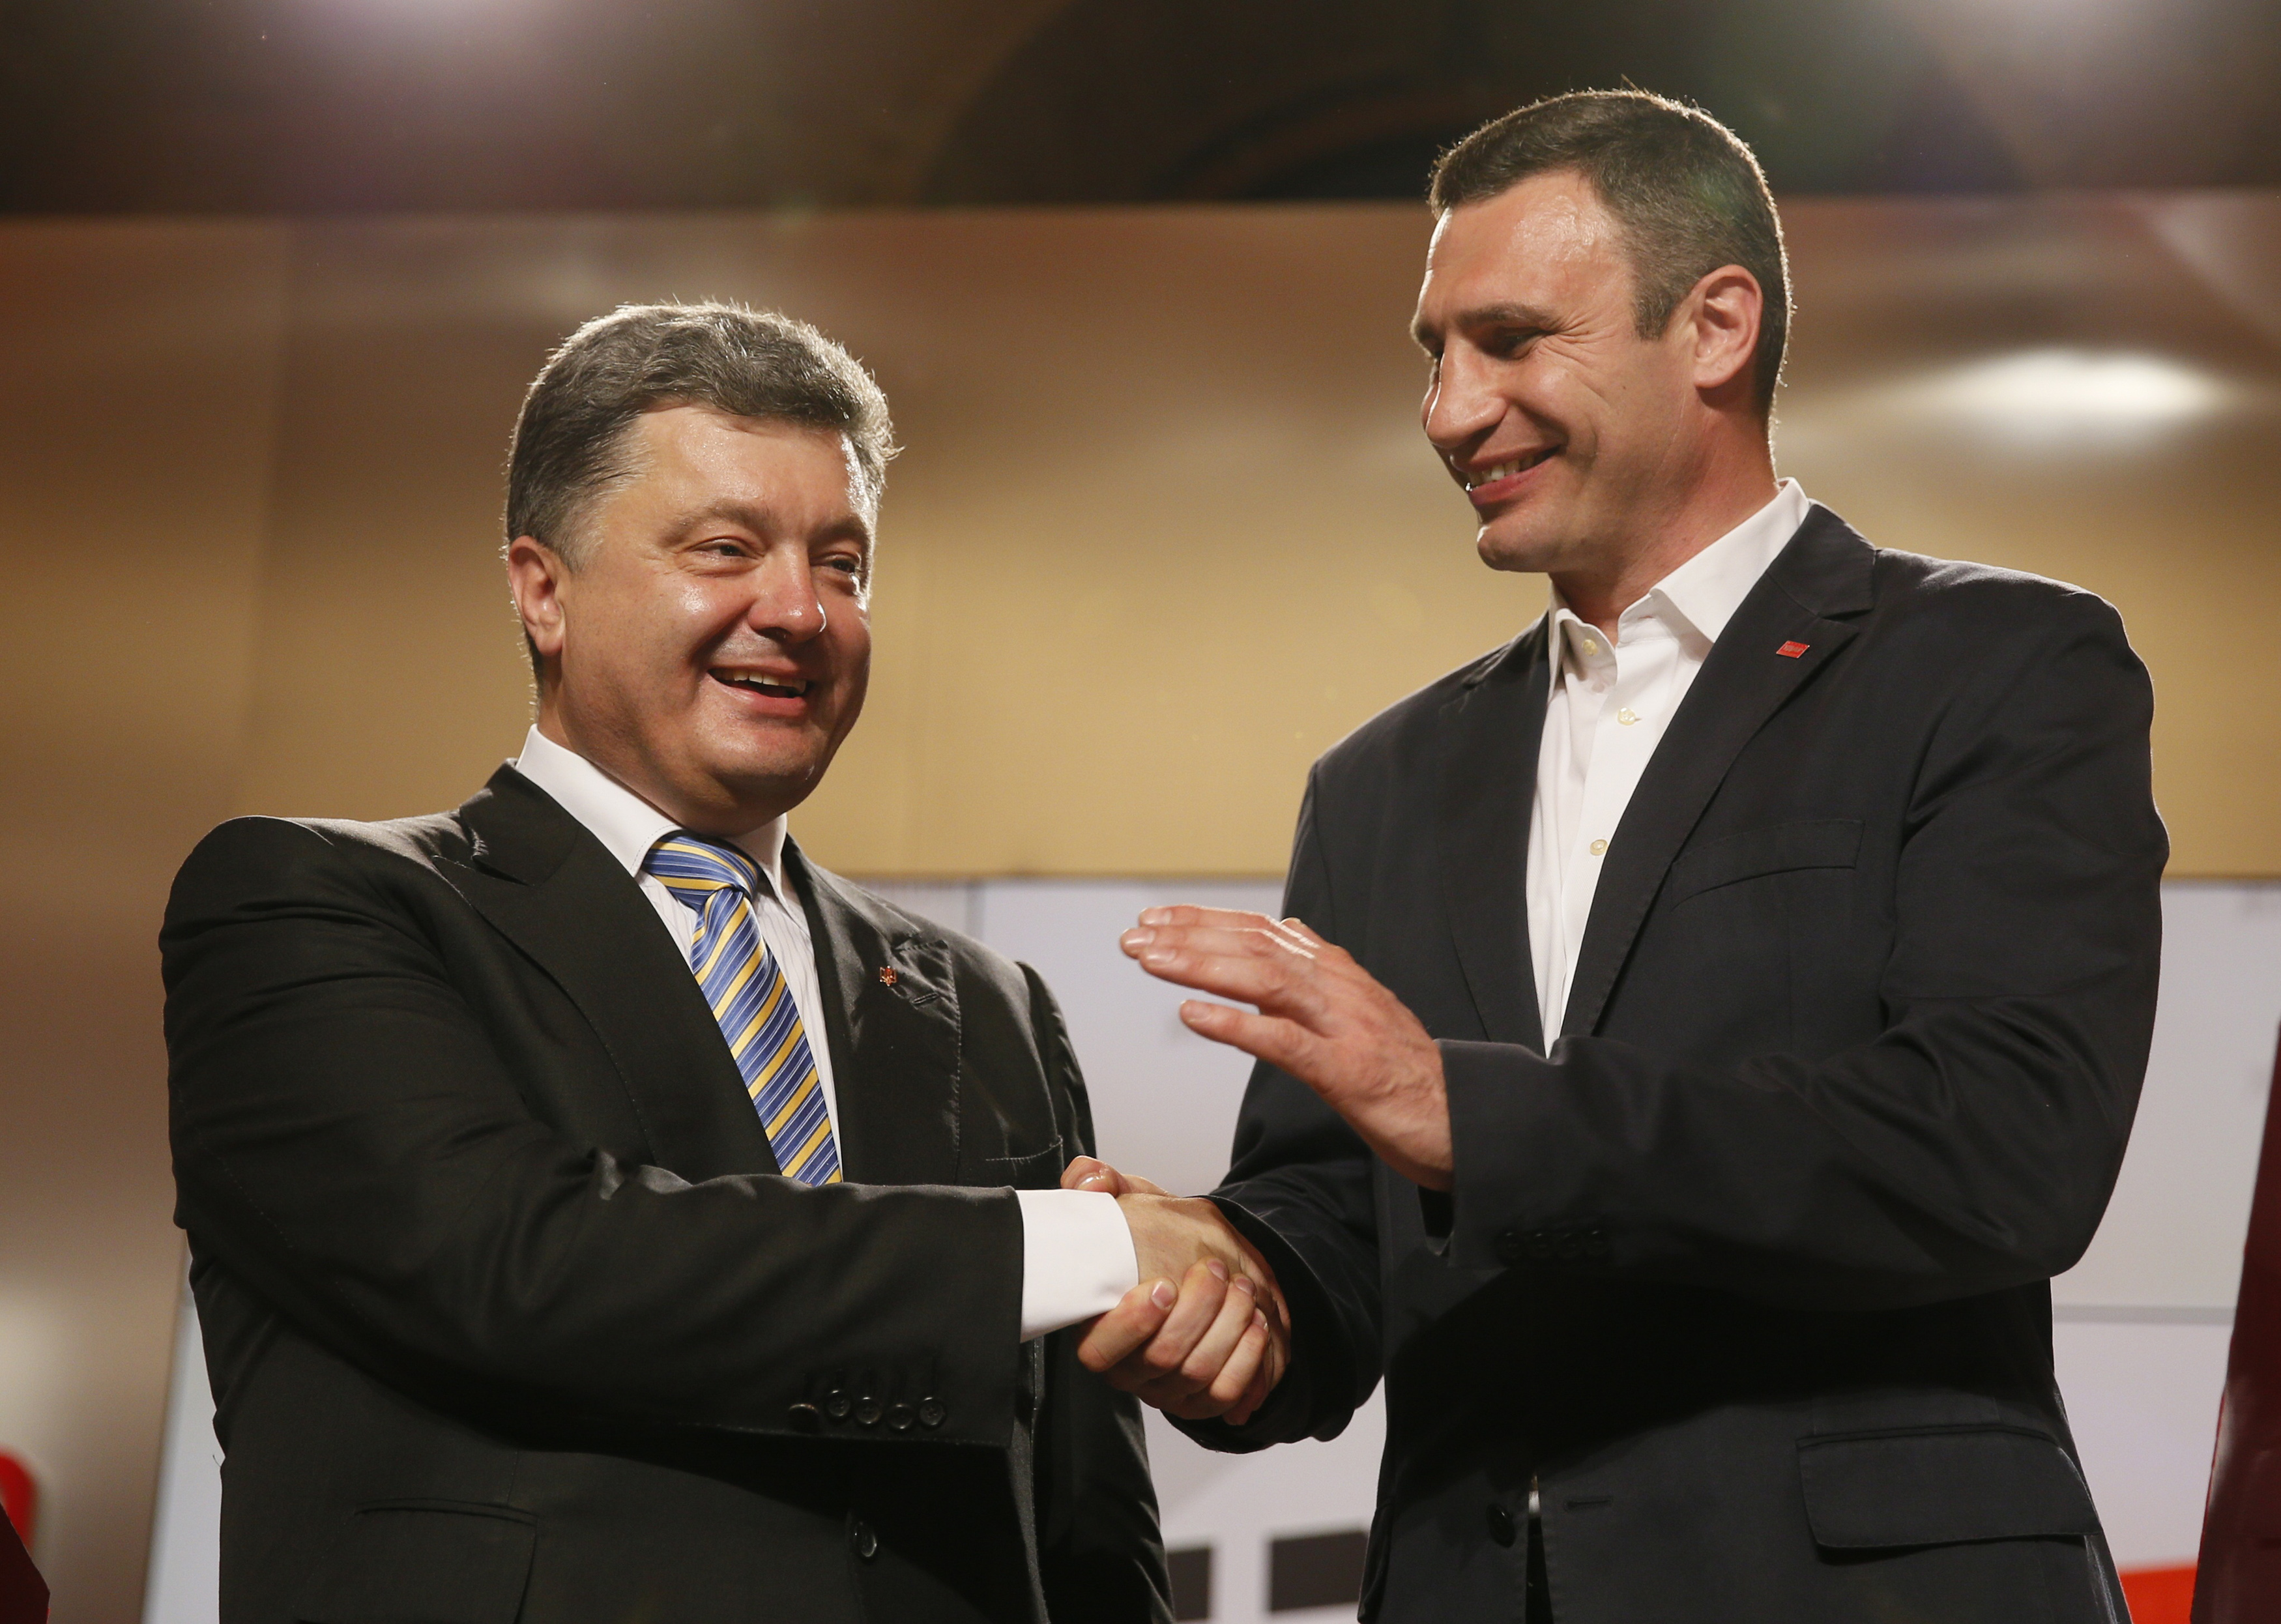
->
[1120, 907, 1454, 1189]
[1064, 1156, 1288, 1425]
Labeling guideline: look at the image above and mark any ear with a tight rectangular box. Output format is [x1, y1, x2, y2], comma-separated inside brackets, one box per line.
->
[1683, 265, 1764, 407]
[504, 536, 570, 686]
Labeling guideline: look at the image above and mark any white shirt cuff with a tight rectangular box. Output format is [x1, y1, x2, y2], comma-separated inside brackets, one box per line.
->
[1014, 1188, 1140, 1341]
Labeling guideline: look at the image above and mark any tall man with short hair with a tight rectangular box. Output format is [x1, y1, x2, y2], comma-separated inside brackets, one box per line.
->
[163, 302, 1280, 1623]
[1077, 91, 2164, 1621]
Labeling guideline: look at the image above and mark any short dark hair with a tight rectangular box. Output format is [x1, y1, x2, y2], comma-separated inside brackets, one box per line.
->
[506, 301, 896, 568]
[1429, 91, 1790, 418]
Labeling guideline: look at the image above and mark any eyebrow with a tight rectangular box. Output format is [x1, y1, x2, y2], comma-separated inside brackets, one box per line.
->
[1412, 300, 1562, 351]
[671, 499, 873, 549]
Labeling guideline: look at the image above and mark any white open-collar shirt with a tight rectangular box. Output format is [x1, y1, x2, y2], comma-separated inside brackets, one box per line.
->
[514, 726, 1137, 1341]
[1526, 479, 1811, 1036]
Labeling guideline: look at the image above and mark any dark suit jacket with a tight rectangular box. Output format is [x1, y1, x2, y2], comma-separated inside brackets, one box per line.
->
[1184, 508, 2166, 1623]
[162, 764, 1170, 1624]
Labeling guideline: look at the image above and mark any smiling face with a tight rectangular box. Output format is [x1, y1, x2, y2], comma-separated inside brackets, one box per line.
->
[507, 404, 873, 835]
[1413, 169, 1715, 585]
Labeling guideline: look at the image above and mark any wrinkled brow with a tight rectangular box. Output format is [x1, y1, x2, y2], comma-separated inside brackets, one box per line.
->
[1412, 300, 1562, 352]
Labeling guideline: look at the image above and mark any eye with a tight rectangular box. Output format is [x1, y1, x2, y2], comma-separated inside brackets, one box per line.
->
[821, 555, 864, 576]
[701, 538, 750, 559]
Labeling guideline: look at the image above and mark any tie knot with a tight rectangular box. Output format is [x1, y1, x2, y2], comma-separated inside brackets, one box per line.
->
[645, 833, 763, 908]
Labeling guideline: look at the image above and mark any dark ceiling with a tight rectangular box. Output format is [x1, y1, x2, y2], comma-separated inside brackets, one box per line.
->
[4, 0, 2278, 214]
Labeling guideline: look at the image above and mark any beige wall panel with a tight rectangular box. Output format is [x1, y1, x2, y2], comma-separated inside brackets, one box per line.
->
[234, 199, 2281, 880]
[0, 221, 291, 1623]
[234, 210, 1542, 868]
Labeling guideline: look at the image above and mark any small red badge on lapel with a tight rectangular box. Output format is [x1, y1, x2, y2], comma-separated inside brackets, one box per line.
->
[1776, 640, 1810, 658]
[877, 965, 898, 987]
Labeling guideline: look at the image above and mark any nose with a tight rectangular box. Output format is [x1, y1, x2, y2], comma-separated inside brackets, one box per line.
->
[1421, 344, 1503, 457]
[746, 550, 827, 643]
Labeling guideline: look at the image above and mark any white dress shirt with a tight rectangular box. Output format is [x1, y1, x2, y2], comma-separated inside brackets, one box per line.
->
[1525, 480, 1812, 1036]
[513, 727, 1137, 1340]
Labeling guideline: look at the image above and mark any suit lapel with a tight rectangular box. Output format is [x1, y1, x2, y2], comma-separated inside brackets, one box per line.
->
[787, 846, 965, 1187]
[439, 766, 781, 1183]
[1436, 627, 1550, 1053]
[1561, 507, 1878, 1037]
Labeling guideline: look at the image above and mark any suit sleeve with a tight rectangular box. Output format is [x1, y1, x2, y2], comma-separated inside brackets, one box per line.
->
[1180, 774, 1388, 1451]
[1023, 966, 1174, 1624]
[162, 816, 1024, 1448]
[1442, 591, 2167, 1309]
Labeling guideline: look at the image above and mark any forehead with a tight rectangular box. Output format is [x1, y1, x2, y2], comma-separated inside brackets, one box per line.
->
[1415, 169, 1631, 325]
[626, 405, 870, 523]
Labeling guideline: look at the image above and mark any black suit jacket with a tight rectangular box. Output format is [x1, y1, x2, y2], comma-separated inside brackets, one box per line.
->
[1185, 508, 2165, 1623]
[162, 764, 1170, 1624]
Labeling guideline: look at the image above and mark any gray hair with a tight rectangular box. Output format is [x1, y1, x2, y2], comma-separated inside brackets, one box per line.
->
[505, 300, 897, 566]
[1429, 90, 1791, 420]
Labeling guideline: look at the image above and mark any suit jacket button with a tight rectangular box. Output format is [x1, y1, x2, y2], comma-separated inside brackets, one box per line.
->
[855, 1397, 883, 1427]
[1494, 1229, 1526, 1266]
[1486, 1501, 1517, 1547]
[918, 1399, 946, 1429]
[1555, 1232, 1582, 1261]
[1527, 1234, 1556, 1262]
[1584, 1228, 1610, 1258]
[850, 1519, 879, 1561]
[825, 1389, 852, 1422]
[787, 1402, 822, 1434]
[888, 1403, 916, 1432]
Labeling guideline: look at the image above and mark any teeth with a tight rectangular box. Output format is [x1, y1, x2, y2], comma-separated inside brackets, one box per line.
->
[1466, 449, 1551, 489]
[720, 672, 807, 695]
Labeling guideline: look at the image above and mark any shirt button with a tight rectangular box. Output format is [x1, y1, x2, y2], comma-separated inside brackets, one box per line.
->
[1589, 839, 1608, 856]
[1617, 708, 1638, 725]
[850, 1518, 879, 1561]
[1581, 638, 1600, 654]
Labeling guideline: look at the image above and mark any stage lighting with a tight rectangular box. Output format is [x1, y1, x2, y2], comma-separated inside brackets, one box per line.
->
[1887, 348, 2238, 447]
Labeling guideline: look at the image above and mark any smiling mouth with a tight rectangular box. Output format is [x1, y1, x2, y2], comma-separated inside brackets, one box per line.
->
[711, 669, 812, 700]
[1463, 446, 1559, 489]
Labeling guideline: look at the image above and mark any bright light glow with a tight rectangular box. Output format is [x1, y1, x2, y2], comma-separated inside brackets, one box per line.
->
[1873, 348, 2238, 448]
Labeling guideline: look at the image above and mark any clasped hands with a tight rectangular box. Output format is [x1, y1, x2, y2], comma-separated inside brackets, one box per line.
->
[1070, 906, 1452, 1425]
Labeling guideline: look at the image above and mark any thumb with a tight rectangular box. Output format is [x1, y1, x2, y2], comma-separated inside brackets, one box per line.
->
[1063, 1155, 1128, 1195]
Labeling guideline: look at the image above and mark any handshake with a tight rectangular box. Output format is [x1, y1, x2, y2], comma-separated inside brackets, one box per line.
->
[1059, 902, 1455, 1425]
[1063, 1155, 1290, 1428]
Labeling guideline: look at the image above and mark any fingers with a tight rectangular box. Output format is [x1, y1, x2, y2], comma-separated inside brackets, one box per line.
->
[1177, 1000, 1316, 1072]
[1124, 1260, 1231, 1387]
[1062, 1155, 1127, 1195]
[1076, 1275, 1178, 1374]
[1172, 1273, 1259, 1393]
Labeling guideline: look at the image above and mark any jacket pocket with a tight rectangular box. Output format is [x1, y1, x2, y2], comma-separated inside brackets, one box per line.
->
[1666, 819, 1863, 907]
[1799, 1426, 2100, 1549]
[978, 1135, 1066, 1190]
[296, 1501, 538, 1624]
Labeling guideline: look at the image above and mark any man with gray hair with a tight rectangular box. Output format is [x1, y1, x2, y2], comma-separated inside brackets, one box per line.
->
[162, 302, 1270, 1621]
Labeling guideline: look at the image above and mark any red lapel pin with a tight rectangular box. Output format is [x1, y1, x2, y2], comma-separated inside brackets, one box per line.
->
[1776, 641, 1810, 658]
[877, 965, 898, 987]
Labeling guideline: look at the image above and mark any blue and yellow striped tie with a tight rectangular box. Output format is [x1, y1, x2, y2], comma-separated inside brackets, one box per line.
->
[645, 833, 841, 1186]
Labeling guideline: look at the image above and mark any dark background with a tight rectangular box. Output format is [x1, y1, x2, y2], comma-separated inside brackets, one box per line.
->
[6, 0, 2279, 214]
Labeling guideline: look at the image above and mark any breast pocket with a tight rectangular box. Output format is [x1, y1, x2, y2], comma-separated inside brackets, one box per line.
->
[976, 1136, 1067, 1191]
[1646, 820, 1866, 1054]
[1665, 819, 1863, 906]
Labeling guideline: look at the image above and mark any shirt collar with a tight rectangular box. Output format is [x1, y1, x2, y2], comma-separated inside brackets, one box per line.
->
[512, 724, 790, 897]
[1545, 478, 1810, 668]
